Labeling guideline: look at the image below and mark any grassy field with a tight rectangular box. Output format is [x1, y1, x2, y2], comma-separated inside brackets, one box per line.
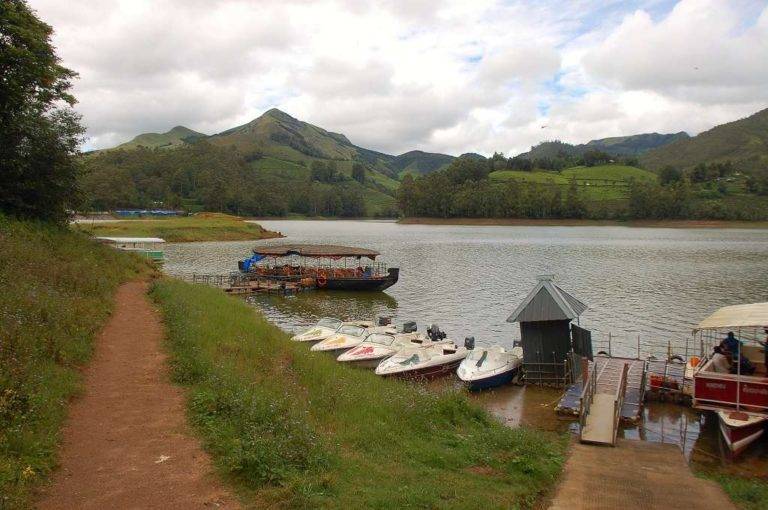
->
[75, 213, 283, 242]
[489, 164, 658, 201]
[0, 216, 148, 508]
[151, 279, 567, 509]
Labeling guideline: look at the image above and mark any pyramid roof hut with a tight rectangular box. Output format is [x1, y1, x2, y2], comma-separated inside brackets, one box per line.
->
[507, 275, 588, 386]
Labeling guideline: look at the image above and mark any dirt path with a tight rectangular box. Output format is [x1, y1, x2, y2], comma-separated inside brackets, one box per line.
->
[549, 439, 736, 510]
[37, 281, 240, 509]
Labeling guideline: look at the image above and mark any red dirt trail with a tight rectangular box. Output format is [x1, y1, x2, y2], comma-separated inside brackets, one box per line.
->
[36, 280, 240, 509]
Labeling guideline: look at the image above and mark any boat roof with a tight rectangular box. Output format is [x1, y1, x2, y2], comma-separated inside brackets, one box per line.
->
[695, 302, 768, 332]
[506, 275, 587, 323]
[96, 237, 166, 243]
[252, 244, 379, 259]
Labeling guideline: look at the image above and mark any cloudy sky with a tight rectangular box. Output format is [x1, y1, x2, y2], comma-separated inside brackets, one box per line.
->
[29, 0, 768, 155]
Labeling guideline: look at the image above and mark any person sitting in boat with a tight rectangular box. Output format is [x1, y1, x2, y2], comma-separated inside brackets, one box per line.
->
[711, 346, 732, 374]
[356, 266, 364, 277]
[721, 332, 742, 361]
[759, 328, 768, 373]
[363, 265, 372, 278]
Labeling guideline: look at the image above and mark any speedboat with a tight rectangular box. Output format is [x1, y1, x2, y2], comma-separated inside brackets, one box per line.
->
[717, 410, 768, 457]
[311, 323, 395, 354]
[291, 318, 371, 344]
[457, 345, 522, 390]
[337, 332, 435, 368]
[375, 340, 468, 379]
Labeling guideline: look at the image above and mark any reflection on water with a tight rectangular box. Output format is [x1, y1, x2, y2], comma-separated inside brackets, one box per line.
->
[162, 220, 768, 468]
[165, 220, 768, 359]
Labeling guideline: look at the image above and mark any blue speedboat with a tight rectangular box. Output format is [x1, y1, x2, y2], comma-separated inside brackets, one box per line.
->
[457, 345, 522, 391]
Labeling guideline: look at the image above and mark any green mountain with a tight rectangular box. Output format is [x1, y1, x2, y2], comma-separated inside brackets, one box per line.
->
[641, 107, 768, 172]
[519, 132, 687, 160]
[117, 125, 206, 150]
[391, 150, 454, 176]
[586, 132, 689, 156]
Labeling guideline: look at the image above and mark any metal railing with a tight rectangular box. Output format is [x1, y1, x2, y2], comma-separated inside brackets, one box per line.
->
[578, 364, 598, 440]
[612, 364, 630, 446]
[523, 360, 572, 387]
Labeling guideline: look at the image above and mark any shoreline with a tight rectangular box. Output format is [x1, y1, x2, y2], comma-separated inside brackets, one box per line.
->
[396, 217, 768, 229]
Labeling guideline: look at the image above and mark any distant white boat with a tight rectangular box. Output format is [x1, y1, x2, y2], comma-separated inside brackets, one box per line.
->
[337, 332, 436, 368]
[457, 345, 522, 390]
[375, 341, 468, 378]
[291, 318, 372, 344]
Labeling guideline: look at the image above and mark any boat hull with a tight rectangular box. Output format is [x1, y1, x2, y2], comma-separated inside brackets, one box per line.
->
[464, 367, 519, 391]
[379, 358, 463, 379]
[339, 357, 385, 369]
[717, 411, 768, 457]
[322, 268, 399, 292]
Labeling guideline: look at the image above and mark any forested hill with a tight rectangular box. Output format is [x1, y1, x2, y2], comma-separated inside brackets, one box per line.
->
[519, 132, 688, 160]
[641, 107, 768, 173]
[103, 108, 455, 178]
[116, 125, 206, 150]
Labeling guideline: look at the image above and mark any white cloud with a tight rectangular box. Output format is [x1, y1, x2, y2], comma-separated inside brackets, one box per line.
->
[27, 0, 768, 155]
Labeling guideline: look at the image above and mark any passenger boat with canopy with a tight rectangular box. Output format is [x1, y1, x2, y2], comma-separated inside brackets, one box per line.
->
[238, 244, 399, 291]
[691, 302, 768, 457]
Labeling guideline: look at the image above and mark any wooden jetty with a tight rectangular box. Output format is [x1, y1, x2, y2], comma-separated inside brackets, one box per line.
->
[557, 355, 647, 446]
[190, 273, 305, 296]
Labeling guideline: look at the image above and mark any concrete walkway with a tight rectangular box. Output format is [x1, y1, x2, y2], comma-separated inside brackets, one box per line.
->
[549, 439, 736, 510]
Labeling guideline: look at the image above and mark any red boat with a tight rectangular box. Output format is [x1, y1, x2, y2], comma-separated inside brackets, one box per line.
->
[692, 302, 768, 457]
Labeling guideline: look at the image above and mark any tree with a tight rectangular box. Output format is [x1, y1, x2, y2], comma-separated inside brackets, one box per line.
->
[564, 178, 586, 218]
[582, 150, 610, 167]
[659, 165, 682, 185]
[351, 163, 365, 184]
[0, 1, 85, 223]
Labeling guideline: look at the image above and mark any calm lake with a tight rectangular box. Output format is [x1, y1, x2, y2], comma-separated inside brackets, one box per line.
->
[163, 219, 768, 466]
[164, 220, 768, 359]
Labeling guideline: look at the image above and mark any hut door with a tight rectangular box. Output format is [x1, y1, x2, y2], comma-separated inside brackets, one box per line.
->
[571, 324, 593, 361]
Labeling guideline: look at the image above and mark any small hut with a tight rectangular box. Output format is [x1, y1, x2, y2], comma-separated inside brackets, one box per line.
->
[506, 275, 588, 386]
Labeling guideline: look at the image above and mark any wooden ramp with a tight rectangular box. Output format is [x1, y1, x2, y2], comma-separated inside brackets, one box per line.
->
[577, 356, 647, 446]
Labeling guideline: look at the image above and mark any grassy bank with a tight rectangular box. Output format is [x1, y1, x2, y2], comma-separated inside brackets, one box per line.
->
[151, 279, 566, 509]
[0, 216, 147, 508]
[696, 466, 768, 509]
[398, 217, 768, 229]
[75, 213, 283, 242]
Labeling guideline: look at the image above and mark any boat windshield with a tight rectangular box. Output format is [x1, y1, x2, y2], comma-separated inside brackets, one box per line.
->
[339, 325, 366, 337]
[317, 318, 342, 330]
[466, 349, 488, 361]
[365, 333, 394, 346]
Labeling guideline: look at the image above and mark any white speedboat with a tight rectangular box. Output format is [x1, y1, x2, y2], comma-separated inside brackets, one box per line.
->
[375, 341, 468, 378]
[291, 318, 372, 344]
[337, 332, 434, 368]
[311, 323, 395, 354]
[457, 345, 522, 390]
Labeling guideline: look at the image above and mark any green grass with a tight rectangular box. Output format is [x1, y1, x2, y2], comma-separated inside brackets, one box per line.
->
[698, 471, 768, 510]
[489, 165, 659, 202]
[151, 279, 567, 509]
[561, 165, 657, 182]
[0, 216, 147, 508]
[75, 213, 282, 242]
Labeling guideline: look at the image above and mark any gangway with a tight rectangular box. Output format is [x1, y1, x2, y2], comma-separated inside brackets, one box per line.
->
[577, 356, 644, 446]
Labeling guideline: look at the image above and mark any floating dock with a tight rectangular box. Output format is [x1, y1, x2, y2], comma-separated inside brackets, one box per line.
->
[190, 273, 304, 296]
[557, 356, 646, 425]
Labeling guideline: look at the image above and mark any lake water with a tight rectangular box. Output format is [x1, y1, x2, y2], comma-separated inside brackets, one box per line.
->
[163, 220, 768, 466]
[164, 220, 768, 359]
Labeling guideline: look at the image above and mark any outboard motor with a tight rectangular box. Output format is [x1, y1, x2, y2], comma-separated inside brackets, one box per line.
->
[464, 336, 475, 350]
[402, 321, 417, 334]
[427, 324, 446, 342]
[377, 316, 392, 326]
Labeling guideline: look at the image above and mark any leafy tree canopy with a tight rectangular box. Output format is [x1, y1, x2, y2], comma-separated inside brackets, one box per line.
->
[0, 0, 84, 223]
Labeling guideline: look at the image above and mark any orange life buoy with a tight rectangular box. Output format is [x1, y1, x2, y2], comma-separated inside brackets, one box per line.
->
[317, 274, 327, 287]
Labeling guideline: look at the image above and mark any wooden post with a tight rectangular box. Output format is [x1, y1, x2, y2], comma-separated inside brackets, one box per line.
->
[637, 335, 641, 360]
[608, 332, 612, 357]
[581, 357, 589, 387]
